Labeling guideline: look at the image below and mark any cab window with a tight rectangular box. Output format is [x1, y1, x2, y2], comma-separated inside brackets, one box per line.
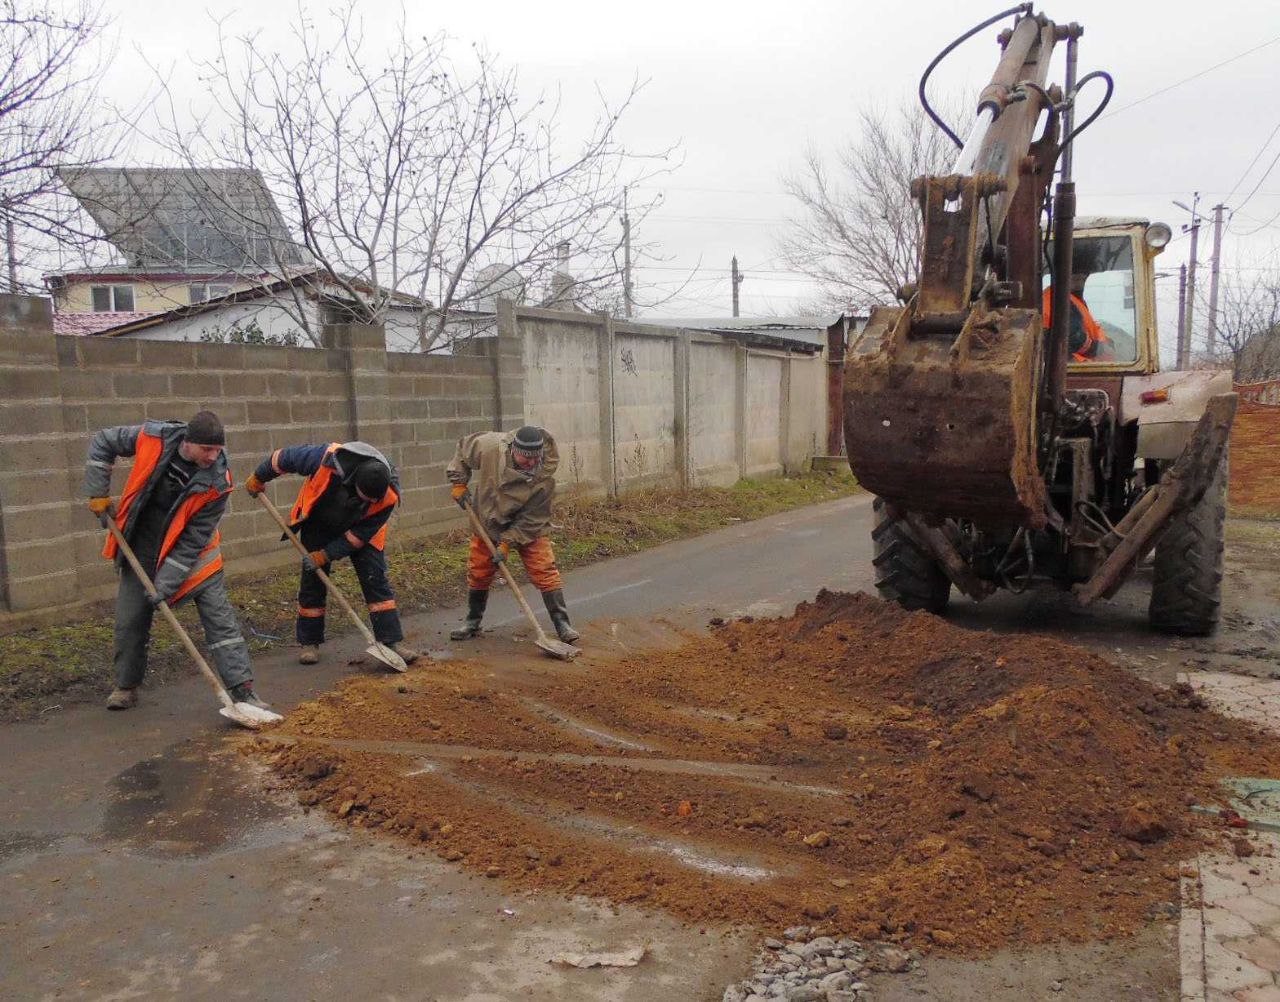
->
[1043, 235, 1139, 364]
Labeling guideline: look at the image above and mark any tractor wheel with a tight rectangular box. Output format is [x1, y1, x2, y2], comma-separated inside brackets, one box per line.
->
[1149, 451, 1227, 636]
[872, 497, 951, 613]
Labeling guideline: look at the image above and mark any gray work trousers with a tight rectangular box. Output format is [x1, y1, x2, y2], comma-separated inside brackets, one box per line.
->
[113, 567, 253, 691]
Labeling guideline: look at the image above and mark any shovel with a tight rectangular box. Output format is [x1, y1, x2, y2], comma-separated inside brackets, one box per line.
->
[253, 492, 409, 672]
[459, 496, 580, 661]
[103, 515, 282, 730]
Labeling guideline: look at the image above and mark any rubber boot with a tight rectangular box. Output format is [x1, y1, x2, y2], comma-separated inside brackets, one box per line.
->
[106, 687, 138, 710]
[542, 589, 580, 644]
[391, 643, 422, 664]
[450, 589, 489, 641]
[228, 681, 271, 710]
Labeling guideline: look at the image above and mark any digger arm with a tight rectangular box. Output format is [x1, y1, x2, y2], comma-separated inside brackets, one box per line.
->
[915, 13, 1060, 328]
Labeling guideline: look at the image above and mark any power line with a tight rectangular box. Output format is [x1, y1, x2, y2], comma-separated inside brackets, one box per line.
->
[1231, 146, 1280, 219]
[1223, 120, 1280, 207]
[1100, 34, 1280, 120]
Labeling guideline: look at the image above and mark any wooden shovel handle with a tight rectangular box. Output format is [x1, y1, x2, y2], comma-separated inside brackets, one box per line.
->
[253, 491, 380, 648]
[103, 515, 234, 709]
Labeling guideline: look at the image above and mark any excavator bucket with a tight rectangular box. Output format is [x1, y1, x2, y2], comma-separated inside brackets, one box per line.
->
[843, 303, 1050, 529]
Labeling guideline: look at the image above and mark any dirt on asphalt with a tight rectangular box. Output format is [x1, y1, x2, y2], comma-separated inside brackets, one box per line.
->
[253, 590, 1280, 956]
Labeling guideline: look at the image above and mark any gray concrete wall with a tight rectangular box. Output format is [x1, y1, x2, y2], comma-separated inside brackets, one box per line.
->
[513, 305, 827, 497]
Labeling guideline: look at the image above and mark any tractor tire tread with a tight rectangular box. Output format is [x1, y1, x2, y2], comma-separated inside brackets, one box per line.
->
[1149, 456, 1226, 637]
[872, 498, 951, 613]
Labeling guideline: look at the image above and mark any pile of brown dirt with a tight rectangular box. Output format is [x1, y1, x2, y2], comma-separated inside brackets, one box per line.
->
[1231, 400, 1280, 515]
[253, 591, 1280, 954]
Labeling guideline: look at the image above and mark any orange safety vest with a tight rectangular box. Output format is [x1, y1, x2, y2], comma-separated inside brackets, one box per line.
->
[1042, 288, 1111, 362]
[285, 443, 398, 551]
[101, 429, 231, 603]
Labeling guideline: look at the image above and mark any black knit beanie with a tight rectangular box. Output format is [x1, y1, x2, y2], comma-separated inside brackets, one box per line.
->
[355, 461, 391, 500]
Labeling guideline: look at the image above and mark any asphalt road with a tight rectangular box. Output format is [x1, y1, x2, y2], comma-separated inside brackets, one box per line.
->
[3, 493, 1274, 1001]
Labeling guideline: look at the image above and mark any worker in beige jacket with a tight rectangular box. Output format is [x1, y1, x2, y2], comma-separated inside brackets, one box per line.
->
[445, 425, 580, 644]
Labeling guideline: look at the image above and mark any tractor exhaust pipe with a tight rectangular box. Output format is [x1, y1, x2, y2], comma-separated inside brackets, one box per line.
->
[1046, 180, 1075, 415]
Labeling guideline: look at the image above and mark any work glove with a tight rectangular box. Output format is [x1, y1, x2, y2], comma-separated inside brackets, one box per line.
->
[245, 473, 266, 496]
[493, 540, 510, 565]
[303, 550, 328, 573]
[87, 496, 115, 527]
[148, 589, 170, 609]
[451, 484, 470, 508]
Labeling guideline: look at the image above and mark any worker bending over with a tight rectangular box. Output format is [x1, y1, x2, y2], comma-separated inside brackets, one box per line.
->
[246, 441, 419, 666]
[446, 425, 580, 644]
[85, 411, 267, 711]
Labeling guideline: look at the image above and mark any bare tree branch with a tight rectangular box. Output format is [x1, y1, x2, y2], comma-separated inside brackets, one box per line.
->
[147, 3, 677, 350]
[775, 99, 962, 314]
[0, 0, 122, 291]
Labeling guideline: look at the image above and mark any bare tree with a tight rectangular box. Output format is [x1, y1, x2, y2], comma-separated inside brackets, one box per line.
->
[0, 1, 118, 292]
[1199, 256, 1280, 379]
[776, 100, 962, 314]
[149, 5, 673, 350]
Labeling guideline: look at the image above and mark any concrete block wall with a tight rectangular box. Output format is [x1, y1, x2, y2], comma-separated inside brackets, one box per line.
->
[0, 295, 523, 627]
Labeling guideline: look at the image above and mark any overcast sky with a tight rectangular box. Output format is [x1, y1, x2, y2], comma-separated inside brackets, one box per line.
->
[101, 0, 1280, 351]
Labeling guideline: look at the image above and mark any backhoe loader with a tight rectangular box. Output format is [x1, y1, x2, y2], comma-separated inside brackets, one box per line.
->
[844, 4, 1235, 635]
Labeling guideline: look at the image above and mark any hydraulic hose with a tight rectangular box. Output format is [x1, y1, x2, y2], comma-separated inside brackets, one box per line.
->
[918, 3, 1035, 149]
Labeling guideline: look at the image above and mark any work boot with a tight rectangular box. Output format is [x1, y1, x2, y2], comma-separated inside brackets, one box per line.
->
[228, 682, 271, 710]
[449, 589, 489, 641]
[105, 687, 138, 710]
[391, 642, 421, 665]
[298, 645, 320, 665]
[542, 589, 581, 644]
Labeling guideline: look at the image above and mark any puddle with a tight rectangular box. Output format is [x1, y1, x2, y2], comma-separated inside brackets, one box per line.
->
[100, 737, 291, 858]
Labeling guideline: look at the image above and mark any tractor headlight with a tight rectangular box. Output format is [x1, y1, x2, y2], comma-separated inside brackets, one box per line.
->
[1144, 223, 1172, 250]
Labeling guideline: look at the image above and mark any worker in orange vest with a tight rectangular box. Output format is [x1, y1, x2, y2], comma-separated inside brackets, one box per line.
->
[85, 411, 267, 712]
[245, 442, 420, 666]
[1042, 246, 1114, 362]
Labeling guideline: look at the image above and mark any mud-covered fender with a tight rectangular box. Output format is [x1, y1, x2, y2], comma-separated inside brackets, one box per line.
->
[1121, 370, 1234, 460]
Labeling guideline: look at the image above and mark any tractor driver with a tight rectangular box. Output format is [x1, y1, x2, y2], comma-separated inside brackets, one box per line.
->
[1043, 242, 1114, 362]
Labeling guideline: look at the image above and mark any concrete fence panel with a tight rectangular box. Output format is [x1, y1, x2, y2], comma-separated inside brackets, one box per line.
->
[611, 330, 677, 489]
[745, 353, 785, 475]
[688, 340, 739, 487]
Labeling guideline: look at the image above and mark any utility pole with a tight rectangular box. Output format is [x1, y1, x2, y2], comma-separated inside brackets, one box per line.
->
[731, 255, 744, 318]
[1176, 263, 1187, 369]
[1173, 193, 1202, 368]
[621, 188, 633, 319]
[4, 208, 15, 293]
[1206, 203, 1224, 355]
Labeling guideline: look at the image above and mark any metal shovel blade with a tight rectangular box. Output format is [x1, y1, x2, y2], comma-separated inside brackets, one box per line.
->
[219, 702, 284, 729]
[536, 636, 581, 661]
[368, 642, 409, 672]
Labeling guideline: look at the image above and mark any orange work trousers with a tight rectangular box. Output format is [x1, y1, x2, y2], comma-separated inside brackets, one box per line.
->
[467, 535, 562, 592]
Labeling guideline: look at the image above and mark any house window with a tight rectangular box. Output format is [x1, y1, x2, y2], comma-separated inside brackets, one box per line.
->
[90, 285, 135, 312]
[189, 283, 233, 304]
